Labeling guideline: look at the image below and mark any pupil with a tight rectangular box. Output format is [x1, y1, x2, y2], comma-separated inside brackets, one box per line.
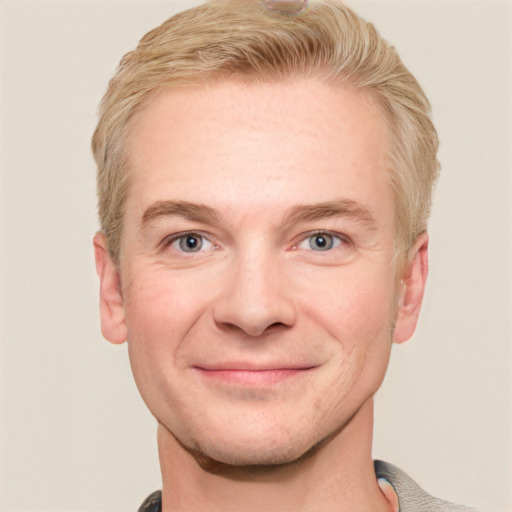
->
[316, 236, 327, 247]
[186, 236, 198, 249]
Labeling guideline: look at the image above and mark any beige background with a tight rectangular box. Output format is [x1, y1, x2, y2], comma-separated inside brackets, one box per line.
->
[0, 1, 510, 511]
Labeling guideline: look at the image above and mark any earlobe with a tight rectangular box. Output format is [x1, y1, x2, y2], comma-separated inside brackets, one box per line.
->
[392, 232, 429, 344]
[93, 232, 127, 344]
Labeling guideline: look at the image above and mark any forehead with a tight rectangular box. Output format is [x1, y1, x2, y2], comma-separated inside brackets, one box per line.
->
[124, 77, 392, 223]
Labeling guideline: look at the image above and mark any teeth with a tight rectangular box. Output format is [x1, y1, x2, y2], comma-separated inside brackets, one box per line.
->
[262, 0, 309, 15]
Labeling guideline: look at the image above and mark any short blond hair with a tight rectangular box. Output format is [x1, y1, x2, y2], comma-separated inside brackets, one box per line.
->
[92, 0, 439, 263]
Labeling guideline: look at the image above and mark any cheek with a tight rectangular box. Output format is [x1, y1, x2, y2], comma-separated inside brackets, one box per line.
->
[302, 269, 396, 400]
[122, 272, 199, 421]
[302, 267, 397, 344]
[123, 268, 205, 339]
[121, 270, 201, 384]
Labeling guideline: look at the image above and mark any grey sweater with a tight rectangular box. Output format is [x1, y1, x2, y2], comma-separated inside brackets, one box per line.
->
[374, 460, 478, 512]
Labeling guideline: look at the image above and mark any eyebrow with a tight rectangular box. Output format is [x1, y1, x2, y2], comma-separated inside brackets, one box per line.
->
[141, 200, 219, 226]
[141, 198, 377, 230]
[284, 199, 378, 231]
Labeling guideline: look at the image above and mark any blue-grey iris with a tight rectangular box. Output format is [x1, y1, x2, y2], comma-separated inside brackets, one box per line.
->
[309, 234, 333, 251]
[179, 234, 202, 252]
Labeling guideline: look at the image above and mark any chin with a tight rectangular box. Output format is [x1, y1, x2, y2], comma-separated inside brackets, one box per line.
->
[158, 393, 356, 472]
[186, 441, 323, 476]
[176, 419, 330, 472]
[199, 442, 307, 466]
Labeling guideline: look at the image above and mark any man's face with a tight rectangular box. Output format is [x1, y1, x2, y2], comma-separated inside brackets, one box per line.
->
[97, 77, 424, 466]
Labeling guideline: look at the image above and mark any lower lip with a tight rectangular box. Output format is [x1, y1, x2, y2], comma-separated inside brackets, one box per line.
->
[196, 368, 307, 385]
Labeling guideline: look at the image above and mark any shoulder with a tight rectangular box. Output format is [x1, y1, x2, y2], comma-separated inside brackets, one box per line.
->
[374, 460, 479, 512]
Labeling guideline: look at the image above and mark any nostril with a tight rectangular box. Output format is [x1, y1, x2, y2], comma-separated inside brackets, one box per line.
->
[213, 319, 288, 338]
[212, 280, 297, 336]
[267, 322, 285, 330]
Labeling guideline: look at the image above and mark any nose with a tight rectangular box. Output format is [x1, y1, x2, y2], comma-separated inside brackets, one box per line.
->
[212, 246, 297, 337]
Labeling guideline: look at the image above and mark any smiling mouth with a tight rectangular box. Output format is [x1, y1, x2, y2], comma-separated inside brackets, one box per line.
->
[194, 367, 316, 386]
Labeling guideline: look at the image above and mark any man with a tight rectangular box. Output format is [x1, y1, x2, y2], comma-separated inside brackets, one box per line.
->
[92, 1, 477, 510]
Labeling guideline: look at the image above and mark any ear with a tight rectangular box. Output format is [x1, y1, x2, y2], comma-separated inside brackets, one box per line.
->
[392, 232, 429, 344]
[93, 232, 127, 344]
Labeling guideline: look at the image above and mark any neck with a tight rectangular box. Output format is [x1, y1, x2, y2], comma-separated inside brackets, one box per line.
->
[157, 398, 392, 512]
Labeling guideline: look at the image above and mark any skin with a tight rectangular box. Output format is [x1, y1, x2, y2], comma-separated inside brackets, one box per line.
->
[94, 77, 428, 511]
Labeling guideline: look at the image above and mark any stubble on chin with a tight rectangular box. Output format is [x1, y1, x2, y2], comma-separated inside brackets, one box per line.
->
[157, 404, 359, 481]
[174, 432, 326, 479]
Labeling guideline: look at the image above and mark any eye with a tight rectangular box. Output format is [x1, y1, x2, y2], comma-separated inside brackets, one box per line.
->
[297, 231, 345, 251]
[168, 232, 213, 253]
